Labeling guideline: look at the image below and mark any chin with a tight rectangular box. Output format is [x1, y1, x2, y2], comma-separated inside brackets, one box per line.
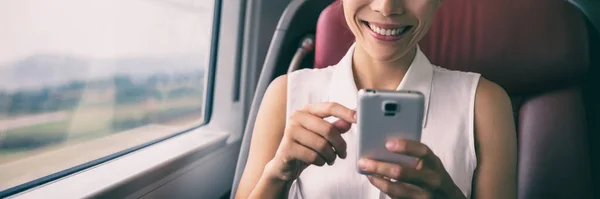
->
[365, 44, 412, 63]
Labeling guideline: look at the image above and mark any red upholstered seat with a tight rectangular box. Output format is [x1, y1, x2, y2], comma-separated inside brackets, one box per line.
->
[314, 0, 594, 198]
[314, 0, 354, 70]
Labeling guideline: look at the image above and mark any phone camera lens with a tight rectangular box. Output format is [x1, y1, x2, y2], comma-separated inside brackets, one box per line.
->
[384, 103, 398, 112]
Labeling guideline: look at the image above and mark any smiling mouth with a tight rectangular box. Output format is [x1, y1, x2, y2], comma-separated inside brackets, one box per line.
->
[361, 21, 412, 38]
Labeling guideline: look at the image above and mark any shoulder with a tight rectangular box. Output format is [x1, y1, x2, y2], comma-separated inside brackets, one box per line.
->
[263, 66, 336, 112]
[431, 65, 481, 79]
[287, 66, 337, 87]
[286, 66, 337, 103]
[475, 77, 508, 97]
[474, 77, 515, 134]
[262, 74, 288, 110]
[474, 78, 512, 117]
[267, 74, 288, 94]
[473, 77, 516, 153]
[429, 66, 482, 96]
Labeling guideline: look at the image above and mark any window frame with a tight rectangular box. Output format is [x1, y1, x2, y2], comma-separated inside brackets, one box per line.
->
[0, 0, 223, 197]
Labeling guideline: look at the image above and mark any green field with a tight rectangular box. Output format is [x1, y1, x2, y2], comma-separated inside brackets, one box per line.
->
[0, 97, 204, 153]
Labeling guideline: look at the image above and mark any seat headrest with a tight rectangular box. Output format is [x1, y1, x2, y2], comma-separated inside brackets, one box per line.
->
[314, 0, 590, 94]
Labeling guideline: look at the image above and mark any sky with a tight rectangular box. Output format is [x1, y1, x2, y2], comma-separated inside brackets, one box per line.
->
[0, 0, 215, 65]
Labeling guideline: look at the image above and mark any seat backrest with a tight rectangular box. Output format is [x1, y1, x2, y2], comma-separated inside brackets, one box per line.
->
[314, 0, 594, 198]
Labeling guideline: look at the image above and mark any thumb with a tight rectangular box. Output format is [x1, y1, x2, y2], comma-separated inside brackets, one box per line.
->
[332, 119, 353, 134]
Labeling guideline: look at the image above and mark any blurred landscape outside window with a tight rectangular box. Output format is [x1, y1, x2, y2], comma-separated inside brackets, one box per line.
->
[0, 0, 215, 192]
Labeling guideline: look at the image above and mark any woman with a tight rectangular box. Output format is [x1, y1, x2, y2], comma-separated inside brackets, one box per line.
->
[235, 0, 517, 198]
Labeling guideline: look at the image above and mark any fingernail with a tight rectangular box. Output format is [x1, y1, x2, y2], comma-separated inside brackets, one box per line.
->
[353, 111, 357, 121]
[358, 159, 368, 170]
[386, 141, 396, 150]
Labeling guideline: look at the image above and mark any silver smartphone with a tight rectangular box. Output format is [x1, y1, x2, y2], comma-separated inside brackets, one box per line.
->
[356, 89, 425, 175]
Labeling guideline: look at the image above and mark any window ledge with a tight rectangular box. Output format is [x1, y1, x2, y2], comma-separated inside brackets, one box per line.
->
[8, 126, 230, 199]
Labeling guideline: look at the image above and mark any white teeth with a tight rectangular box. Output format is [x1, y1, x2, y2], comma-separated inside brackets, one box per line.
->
[367, 23, 405, 36]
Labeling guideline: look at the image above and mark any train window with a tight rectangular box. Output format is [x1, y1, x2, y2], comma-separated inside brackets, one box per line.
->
[0, 0, 216, 193]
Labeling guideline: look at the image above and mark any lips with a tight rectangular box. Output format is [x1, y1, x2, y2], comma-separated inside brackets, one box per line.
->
[368, 23, 407, 36]
[361, 21, 412, 41]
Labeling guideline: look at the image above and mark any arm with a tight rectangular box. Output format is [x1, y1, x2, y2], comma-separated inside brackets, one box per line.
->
[235, 75, 289, 199]
[234, 75, 355, 199]
[471, 78, 518, 199]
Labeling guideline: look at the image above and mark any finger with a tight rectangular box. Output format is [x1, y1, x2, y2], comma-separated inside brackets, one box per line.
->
[289, 141, 327, 167]
[358, 159, 440, 189]
[302, 102, 356, 123]
[293, 112, 347, 159]
[386, 138, 438, 167]
[331, 119, 353, 134]
[291, 125, 338, 165]
[367, 176, 428, 199]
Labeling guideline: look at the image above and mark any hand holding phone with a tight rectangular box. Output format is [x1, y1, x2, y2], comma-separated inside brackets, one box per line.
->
[356, 89, 425, 175]
[355, 89, 465, 198]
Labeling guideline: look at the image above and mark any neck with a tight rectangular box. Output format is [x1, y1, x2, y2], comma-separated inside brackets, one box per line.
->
[352, 44, 417, 90]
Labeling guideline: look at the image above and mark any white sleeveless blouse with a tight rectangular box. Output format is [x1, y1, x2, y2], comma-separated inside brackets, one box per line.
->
[285, 43, 481, 199]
